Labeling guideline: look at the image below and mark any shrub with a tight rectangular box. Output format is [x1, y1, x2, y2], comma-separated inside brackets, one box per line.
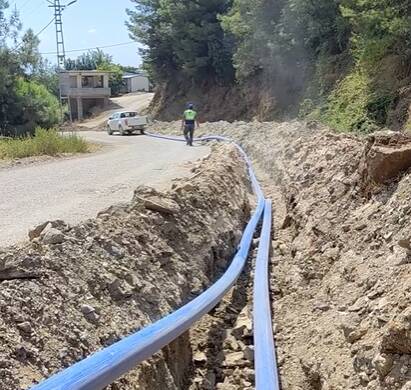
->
[15, 78, 61, 130]
[322, 71, 378, 133]
[0, 128, 90, 159]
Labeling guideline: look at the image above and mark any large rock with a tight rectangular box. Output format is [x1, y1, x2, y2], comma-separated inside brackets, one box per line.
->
[232, 307, 252, 339]
[361, 134, 411, 184]
[372, 353, 393, 378]
[381, 308, 411, 354]
[41, 226, 65, 245]
[339, 313, 367, 343]
[29, 220, 66, 241]
[80, 304, 99, 323]
[133, 186, 180, 215]
[223, 352, 247, 368]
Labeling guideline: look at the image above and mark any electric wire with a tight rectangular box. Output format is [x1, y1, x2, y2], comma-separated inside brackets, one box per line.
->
[40, 41, 136, 55]
[34, 16, 55, 37]
[11, 15, 55, 51]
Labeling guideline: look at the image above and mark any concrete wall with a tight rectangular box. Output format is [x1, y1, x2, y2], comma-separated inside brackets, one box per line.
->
[60, 72, 111, 121]
[126, 76, 150, 92]
[59, 72, 111, 98]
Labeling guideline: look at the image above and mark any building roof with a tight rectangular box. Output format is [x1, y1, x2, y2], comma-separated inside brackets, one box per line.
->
[60, 70, 111, 76]
[122, 73, 148, 79]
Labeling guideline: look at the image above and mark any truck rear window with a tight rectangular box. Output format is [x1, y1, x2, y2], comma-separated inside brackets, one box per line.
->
[120, 112, 137, 118]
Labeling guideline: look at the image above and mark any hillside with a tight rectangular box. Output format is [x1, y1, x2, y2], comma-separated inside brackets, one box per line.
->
[129, 0, 411, 133]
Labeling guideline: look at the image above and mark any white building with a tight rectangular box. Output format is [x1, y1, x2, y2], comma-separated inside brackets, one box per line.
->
[122, 73, 150, 93]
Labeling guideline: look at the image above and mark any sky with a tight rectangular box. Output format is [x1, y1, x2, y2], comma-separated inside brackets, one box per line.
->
[8, 0, 142, 66]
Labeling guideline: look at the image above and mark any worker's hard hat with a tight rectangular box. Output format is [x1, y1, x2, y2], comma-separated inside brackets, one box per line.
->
[187, 103, 194, 109]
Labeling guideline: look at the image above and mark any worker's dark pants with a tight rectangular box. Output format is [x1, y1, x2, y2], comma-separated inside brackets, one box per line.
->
[184, 124, 195, 146]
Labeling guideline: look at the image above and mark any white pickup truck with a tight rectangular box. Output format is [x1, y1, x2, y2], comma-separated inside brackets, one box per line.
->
[106, 112, 148, 136]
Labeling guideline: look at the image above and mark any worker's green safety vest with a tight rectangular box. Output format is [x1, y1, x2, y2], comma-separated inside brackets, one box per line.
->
[184, 109, 197, 121]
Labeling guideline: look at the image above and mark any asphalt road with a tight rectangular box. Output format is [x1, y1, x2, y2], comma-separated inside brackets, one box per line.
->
[0, 132, 209, 247]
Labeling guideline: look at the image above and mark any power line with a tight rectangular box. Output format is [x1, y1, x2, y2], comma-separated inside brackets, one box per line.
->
[35, 16, 56, 37]
[11, 16, 55, 51]
[40, 41, 137, 55]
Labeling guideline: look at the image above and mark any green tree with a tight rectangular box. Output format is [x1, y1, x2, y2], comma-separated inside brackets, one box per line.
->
[221, 0, 286, 79]
[341, 0, 411, 65]
[33, 59, 60, 97]
[0, 2, 61, 135]
[65, 49, 125, 96]
[65, 49, 113, 71]
[121, 65, 140, 74]
[18, 28, 41, 73]
[126, 0, 411, 131]
[97, 62, 124, 96]
[280, 0, 350, 57]
[13, 78, 60, 130]
[127, 0, 235, 83]
[127, 0, 177, 81]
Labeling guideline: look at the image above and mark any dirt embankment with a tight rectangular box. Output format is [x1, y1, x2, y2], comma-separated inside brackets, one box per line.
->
[149, 75, 300, 123]
[0, 144, 251, 390]
[149, 120, 411, 390]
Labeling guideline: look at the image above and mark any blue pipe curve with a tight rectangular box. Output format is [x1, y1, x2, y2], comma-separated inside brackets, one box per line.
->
[31, 133, 267, 390]
[253, 200, 280, 389]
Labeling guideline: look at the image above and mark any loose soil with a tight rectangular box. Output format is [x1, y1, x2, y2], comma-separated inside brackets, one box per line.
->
[0, 144, 251, 389]
[3, 117, 411, 390]
[149, 120, 411, 390]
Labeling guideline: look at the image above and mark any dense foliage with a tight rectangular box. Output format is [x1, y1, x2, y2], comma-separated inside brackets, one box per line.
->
[128, 0, 411, 132]
[127, 0, 235, 83]
[0, 1, 61, 136]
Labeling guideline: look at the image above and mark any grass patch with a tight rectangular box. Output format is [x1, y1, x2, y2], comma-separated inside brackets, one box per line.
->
[0, 128, 90, 160]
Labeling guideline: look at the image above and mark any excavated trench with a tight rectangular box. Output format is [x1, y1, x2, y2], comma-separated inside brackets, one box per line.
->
[7, 119, 411, 390]
[0, 144, 255, 390]
[149, 121, 411, 390]
[125, 246, 258, 390]
[186, 250, 257, 390]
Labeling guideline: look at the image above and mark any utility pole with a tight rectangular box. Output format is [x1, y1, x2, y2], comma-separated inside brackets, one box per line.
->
[47, 0, 77, 69]
[51, 0, 66, 68]
[48, 0, 77, 126]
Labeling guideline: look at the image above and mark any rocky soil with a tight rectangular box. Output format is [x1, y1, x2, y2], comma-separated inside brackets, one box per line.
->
[149, 120, 411, 390]
[0, 144, 252, 390]
[187, 248, 257, 390]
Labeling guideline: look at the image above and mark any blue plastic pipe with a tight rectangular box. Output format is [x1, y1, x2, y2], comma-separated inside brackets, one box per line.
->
[145, 133, 264, 201]
[253, 200, 280, 389]
[31, 133, 265, 390]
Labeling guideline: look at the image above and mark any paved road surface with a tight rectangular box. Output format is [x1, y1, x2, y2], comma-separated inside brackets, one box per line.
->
[0, 132, 209, 247]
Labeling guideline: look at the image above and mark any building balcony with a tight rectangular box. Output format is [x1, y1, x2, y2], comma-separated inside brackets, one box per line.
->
[63, 87, 111, 98]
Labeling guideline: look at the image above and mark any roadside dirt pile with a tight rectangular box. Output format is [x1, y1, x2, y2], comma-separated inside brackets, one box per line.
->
[0, 144, 251, 390]
[149, 120, 411, 390]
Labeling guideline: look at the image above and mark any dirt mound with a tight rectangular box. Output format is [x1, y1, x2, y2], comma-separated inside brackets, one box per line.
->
[266, 126, 411, 390]
[149, 120, 411, 390]
[0, 144, 251, 389]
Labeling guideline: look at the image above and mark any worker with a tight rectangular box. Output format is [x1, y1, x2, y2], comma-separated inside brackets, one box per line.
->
[182, 103, 200, 146]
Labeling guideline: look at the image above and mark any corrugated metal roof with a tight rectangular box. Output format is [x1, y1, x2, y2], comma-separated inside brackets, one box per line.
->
[122, 73, 148, 79]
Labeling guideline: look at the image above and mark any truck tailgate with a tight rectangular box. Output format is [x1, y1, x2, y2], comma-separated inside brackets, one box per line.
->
[128, 116, 147, 126]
